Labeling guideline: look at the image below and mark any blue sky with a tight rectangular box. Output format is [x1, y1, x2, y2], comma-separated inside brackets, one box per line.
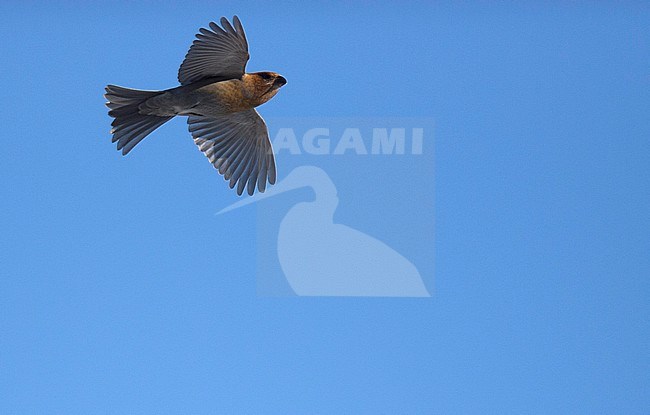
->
[1, 1, 649, 413]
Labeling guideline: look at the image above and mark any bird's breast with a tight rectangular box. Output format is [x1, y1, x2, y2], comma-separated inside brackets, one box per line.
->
[189, 79, 255, 115]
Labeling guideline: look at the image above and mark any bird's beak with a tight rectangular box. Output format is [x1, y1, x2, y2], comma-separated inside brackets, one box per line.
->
[274, 75, 287, 88]
[217, 192, 274, 215]
[217, 168, 303, 215]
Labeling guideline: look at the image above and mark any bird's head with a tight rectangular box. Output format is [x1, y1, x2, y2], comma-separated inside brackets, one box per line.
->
[245, 72, 287, 105]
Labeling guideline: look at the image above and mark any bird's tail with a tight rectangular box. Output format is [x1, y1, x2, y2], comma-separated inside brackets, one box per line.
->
[104, 85, 174, 155]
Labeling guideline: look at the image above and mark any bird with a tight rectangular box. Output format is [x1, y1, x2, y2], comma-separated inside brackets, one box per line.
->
[104, 16, 286, 196]
[218, 166, 431, 297]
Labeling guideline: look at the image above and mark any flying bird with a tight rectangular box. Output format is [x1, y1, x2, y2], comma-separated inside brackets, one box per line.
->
[104, 16, 286, 195]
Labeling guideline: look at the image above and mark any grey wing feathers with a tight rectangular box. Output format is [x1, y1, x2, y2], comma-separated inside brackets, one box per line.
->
[188, 109, 277, 195]
[178, 16, 249, 85]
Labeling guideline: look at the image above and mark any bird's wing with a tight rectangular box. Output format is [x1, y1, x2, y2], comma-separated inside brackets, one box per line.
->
[178, 16, 250, 85]
[188, 109, 277, 196]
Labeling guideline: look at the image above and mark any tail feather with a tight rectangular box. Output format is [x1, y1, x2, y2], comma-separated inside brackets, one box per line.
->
[104, 85, 173, 155]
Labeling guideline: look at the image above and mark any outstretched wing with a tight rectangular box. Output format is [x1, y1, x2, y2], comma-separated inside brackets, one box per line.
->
[188, 109, 277, 196]
[178, 16, 249, 85]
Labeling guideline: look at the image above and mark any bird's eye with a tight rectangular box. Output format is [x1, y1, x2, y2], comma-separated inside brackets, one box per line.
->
[259, 73, 272, 80]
